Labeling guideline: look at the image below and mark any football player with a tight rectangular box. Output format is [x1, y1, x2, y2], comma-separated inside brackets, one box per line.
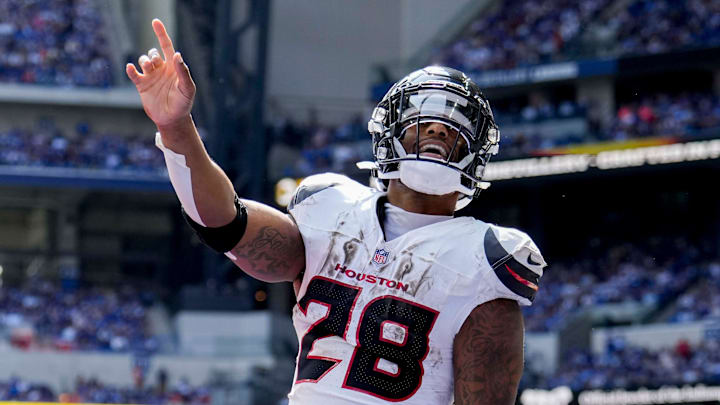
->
[127, 19, 546, 405]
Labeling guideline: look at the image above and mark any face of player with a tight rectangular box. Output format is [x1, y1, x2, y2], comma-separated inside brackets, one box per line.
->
[400, 121, 469, 164]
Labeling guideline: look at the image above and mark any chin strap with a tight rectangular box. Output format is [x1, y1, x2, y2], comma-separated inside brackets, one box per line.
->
[356, 160, 487, 211]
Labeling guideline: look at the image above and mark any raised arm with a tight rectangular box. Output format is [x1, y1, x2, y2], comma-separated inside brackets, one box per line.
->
[126, 19, 304, 283]
[453, 299, 525, 405]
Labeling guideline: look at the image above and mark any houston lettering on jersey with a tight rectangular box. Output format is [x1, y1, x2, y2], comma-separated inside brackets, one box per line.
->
[334, 263, 409, 292]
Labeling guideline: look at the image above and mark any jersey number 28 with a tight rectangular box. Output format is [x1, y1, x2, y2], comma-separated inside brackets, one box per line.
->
[295, 276, 438, 401]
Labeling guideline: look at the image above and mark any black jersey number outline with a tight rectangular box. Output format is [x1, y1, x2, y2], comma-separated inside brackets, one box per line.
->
[295, 276, 439, 401]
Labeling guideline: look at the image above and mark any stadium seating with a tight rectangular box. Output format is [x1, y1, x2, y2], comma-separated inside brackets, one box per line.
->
[0, 375, 211, 404]
[0, 280, 157, 352]
[523, 236, 719, 332]
[0, 0, 114, 87]
[0, 126, 164, 172]
[524, 338, 720, 390]
[0, 376, 54, 402]
[667, 262, 720, 322]
[587, 0, 720, 58]
[431, 0, 613, 71]
[433, 0, 720, 72]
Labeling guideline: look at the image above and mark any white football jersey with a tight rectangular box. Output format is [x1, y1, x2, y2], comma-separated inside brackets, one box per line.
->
[286, 174, 546, 405]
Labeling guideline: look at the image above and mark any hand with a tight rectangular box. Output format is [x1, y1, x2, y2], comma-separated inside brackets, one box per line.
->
[126, 19, 196, 128]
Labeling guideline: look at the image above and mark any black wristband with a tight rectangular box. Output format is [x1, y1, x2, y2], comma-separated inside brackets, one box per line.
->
[182, 195, 248, 253]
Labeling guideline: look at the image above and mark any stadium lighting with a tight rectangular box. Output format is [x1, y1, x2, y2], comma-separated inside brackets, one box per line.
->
[275, 177, 303, 207]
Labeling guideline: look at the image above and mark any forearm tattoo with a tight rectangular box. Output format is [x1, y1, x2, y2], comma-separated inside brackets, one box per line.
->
[230, 226, 302, 280]
[453, 299, 524, 405]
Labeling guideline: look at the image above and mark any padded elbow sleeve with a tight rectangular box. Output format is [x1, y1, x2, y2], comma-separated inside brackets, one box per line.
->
[182, 195, 248, 253]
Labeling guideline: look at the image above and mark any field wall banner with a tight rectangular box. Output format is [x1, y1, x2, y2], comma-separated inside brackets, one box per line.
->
[469, 59, 617, 88]
[521, 385, 720, 405]
[0, 403, 134, 405]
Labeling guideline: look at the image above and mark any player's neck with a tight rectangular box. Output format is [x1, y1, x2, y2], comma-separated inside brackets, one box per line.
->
[386, 180, 458, 216]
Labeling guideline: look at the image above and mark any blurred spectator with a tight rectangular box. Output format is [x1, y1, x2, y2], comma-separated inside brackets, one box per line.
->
[606, 92, 720, 141]
[498, 91, 720, 159]
[266, 114, 372, 180]
[60, 376, 210, 404]
[529, 339, 720, 391]
[433, 0, 720, 73]
[602, 0, 720, 58]
[0, 0, 113, 87]
[0, 376, 54, 402]
[0, 279, 157, 352]
[668, 262, 720, 322]
[523, 236, 709, 332]
[432, 0, 613, 71]
[0, 374, 213, 405]
[0, 123, 165, 173]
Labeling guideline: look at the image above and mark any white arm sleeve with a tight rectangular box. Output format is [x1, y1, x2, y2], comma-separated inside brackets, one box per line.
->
[155, 132, 206, 226]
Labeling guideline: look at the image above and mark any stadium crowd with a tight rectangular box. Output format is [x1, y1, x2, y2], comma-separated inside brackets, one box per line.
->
[0, 279, 157, 352]
[0, 0, 113, 87]
[522, 236, 714, 332]
[593, 0, 720, 58]
[0, 375, 210, 404]
[606, 92, 720, 140]
[431, 0, 613, 71]
[433, 0, 720, 73]
[0, 124, 164, 173]
[669, 261, 720, 323]
[526, 338, 720, 391]
[0, 376, 54, 402]
[266, 114, 372, 181]
[499, 91, 720, 158]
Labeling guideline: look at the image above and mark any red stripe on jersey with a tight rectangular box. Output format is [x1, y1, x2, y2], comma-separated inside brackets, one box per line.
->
[505, 264, 539, 291]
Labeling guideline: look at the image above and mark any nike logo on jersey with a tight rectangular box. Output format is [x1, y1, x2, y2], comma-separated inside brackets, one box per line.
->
[527, 253, 542, 266]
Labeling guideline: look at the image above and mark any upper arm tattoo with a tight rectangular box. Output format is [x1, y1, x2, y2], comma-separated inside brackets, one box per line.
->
[453, 299, 524, 405]
[229, 225, 304, 282]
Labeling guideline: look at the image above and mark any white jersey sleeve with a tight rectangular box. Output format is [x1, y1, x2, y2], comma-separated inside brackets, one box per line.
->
[287, 173, 372, 223]
[438, 221, 547, 337]
[481, 224, 545, 306]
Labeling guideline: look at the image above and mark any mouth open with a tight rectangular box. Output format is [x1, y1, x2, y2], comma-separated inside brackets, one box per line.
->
[418, 143, 448, 160]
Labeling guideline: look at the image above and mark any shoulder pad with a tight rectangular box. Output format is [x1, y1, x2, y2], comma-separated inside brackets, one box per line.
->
[288, 173, 365, 211]
[484, 226, 545, 303]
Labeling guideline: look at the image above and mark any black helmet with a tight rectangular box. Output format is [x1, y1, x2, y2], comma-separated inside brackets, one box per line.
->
[359, 66, 500, 210]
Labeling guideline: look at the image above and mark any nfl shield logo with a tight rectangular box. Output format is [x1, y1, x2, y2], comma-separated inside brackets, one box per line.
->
[373, 249, 389, 264]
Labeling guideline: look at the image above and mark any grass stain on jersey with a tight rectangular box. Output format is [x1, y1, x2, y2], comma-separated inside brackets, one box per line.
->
[343, 239, 360, 263]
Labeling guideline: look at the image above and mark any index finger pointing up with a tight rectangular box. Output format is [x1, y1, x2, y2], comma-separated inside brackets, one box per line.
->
[152, 18, 176, 62]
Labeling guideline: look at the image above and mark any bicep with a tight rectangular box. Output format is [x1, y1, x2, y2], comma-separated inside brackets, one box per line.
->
[227, 199, 305, 283]
[452, 299, 524, 405]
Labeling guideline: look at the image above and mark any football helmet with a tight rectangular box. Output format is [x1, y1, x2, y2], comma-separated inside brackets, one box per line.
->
[358, 66, 500, 210]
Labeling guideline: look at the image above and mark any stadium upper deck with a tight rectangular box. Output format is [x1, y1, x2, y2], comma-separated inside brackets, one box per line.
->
[0, 0, 113, 87]
[432, 0, 720, 73]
